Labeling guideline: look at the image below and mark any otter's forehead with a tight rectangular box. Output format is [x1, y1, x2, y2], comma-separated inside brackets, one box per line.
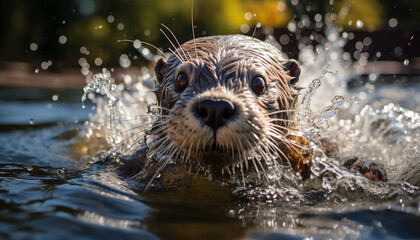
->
[164, 35, 290, 91]
[180, 35, 288, 66]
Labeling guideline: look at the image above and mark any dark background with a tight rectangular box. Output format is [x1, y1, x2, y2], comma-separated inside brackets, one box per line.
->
[0, 0, 419, 72]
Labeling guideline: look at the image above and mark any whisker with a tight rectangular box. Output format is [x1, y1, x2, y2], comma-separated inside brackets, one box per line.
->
[194, 164, 202, 177]
[117, 103, 170, 112]
[160, 24, 188, 61]
[146, 136, 172, 157]
[267, 129, 309, 150]
[240, 161, 246, 187]
[191, 0, 198, 59]
[266, 118, 299, 124]
[267, 123, 294, 133]
[254, 147, 272, 178]
[234, 136, 248, 171]
[166, 46, 184, 62]
[251, 22, 261, 38]
[118, 39, 168, 59]
[266, 109, 304, 115]
[145, 123, 170, 136]
[118, 122, 156, 135]
[230, 141, 235, 165]
[115, 129, 159, 153]
[93, 115, 159, 126]
[159, 28, 184, 62]
[161, 23, 190, 59]
[251, 158, 261, 181]
[245, 140, 269, 180]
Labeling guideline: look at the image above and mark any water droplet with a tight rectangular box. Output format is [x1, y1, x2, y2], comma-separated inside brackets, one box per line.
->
[78, 57, 88, 66]
[117, 23, 124, 31]
[144, 29, 151, 36]
[368, 73, 378, 82]
[94, 57, 103, 66]
[356, 20, 364, 29]
[119, 54, 131, 68]
[41, 61, 49, 70]
[363, 37, 372, 46]
[30, 43, 38, 51]
[287, 21, 297, 32]
[34, 69, 39, 73]
[279, 34, 290, 45]
[123, 75, 132, 85]
[141, 48, 150, 56]
[351, 95, 359, 104]
[404, 59, 409, 66]
[29, 118, 35, 125]
[133, 39, 141, 49]
[80, 46, 88, 54]
[57, 168, 66, 176]
[59, 35, 67, 44]
[107, 15, 115, 23]
[355, 41, 364, 50]
[314, 14, 322, 22]
[388, 18, 398, 28]
[244, 12, 252, 20]
[394, 46, 403, 57]
[240, 24, 250, 33]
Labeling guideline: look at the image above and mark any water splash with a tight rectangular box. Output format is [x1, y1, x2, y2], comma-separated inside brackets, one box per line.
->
[81, 68, 117, 109]
[317, 95, 357, 122]
[78, 23, 420, 205]
[81, 66, 156, 154]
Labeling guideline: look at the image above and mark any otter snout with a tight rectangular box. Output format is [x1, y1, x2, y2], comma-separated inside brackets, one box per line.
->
[194, 98, 236, 130]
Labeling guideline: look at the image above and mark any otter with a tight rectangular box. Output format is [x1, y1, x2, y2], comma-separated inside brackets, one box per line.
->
[123, 34, 386, 186]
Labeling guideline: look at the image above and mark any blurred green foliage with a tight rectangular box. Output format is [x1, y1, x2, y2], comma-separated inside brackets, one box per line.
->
[0, 0, 418, 69]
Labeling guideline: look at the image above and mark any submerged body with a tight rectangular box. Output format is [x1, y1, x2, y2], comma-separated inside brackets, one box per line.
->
[126, 34, 385, 186]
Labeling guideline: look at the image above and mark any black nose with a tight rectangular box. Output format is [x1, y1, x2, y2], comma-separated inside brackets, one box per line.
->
[195, 98, 236, 130]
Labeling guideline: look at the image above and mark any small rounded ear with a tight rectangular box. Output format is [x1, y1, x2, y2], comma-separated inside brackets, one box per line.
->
[154, 58, 167, 82]
[283, 60, 301, 87]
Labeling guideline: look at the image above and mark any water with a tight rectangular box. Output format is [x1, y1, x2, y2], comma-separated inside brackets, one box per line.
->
[1, 33, 420, 240]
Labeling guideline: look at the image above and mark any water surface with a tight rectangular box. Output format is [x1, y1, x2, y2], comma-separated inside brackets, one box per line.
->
[1, 71, 420, 240]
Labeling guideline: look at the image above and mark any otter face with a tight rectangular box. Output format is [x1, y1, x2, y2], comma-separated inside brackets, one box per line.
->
[153, 35, 300, 170]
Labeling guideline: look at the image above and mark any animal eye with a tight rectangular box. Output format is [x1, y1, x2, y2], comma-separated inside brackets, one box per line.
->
[251, 76, 266, 95]
[175, 72, 189, 92]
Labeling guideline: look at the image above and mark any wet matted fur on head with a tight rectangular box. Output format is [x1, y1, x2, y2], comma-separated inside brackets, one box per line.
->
[146, 34, 304, 179]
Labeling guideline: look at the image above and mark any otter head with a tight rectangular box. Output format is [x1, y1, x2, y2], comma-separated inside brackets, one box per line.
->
[153, 35, 300, 172]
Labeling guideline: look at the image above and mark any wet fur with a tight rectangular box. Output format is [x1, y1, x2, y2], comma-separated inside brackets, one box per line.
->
[146, 35, 307, 179]
[124, 35, 386, 187]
